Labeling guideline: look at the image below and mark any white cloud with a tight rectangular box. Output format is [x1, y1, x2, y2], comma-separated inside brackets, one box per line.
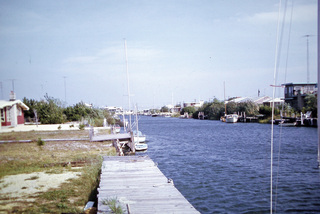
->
[242, 2, 317, 25]
[291, 3, 317, 23]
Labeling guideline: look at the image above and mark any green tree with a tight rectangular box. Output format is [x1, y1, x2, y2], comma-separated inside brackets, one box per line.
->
[198, 99, 225, 120]
[181, 106, 196, 116]
[160, 106, 169, 112]
[304, 94, 317, 117]
[36, 94, 65, 124]
[237, 101, 258, 116]
[259, 105, 280, 117]
[22, 97, 37, 121]
[226, 101, 237, 115]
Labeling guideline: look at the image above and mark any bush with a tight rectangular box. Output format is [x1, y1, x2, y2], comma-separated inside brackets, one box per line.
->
[92, 118, 104, 127]
[79, 124, 85, 130]
[37, 138, 45, 147]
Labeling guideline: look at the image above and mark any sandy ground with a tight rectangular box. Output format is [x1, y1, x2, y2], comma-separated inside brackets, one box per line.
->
[0, 170, 82, 210]
[0, 171, 81, 199]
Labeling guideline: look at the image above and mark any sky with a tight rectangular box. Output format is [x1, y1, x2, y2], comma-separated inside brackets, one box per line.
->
[0, 0, 318, 109]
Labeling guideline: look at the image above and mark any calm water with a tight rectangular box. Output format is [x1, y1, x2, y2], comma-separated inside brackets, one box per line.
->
[136, 116, 320, 214]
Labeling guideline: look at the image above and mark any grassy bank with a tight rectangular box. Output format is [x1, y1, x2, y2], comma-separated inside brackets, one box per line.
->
[0, 130, 116, 213]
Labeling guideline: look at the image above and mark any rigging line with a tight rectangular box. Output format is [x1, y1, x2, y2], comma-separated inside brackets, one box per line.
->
[271, 0, 283, 213]
[274, 1, 293, 213]
[275, 0, 288, 98]
[283, 0, 294, 85]
[124, 39, 132, 132]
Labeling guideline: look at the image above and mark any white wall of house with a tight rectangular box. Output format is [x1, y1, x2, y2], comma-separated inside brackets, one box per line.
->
[10, 104, 17, 127]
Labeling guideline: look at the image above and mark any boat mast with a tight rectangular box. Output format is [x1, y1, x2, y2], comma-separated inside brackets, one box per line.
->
[135, 104, 139, 142]
[224, 81, 227, 116]
[124, 39, 132, 132]
[317, 1, 320, 168]
[270, 1, 282, 213]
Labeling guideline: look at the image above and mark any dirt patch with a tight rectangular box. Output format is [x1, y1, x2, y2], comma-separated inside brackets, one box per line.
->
[0, 130, 115, 213]
[0, 170, 81, 201]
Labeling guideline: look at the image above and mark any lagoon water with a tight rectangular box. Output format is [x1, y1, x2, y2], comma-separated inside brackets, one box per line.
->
[136, 116, 320, 213]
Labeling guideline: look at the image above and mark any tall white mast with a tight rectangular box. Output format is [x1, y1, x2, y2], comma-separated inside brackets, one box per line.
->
[124, 39, 132, 131]
[270, 1, 283, 213]
[317, 1, 320, 168]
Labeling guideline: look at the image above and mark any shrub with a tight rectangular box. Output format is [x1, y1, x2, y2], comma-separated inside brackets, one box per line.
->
[103, 198, 124, 214]
[37, 138, 45, 147]
[79, 124, 85, 130]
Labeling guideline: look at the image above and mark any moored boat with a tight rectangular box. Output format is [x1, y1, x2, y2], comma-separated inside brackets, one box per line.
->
[225, 114, 238, 123]
[133, 130, 146, 143]
[135, 143, 148, 151]
[115, 124, 121, 133]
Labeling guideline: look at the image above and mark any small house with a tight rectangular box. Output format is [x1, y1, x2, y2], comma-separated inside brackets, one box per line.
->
[0, 96, 29, 128]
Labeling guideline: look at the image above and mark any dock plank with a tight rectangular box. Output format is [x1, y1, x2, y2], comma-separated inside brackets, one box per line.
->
[97, 156, 199, 214]
[91, 133, 131, 142]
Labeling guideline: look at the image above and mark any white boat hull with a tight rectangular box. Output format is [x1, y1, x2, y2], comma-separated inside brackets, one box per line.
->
[225, 114, 238, 123]
[133, 136, 146, 143]
[135, 143, 148, 151]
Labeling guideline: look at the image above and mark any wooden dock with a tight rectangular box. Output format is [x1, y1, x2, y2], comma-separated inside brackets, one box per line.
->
[97, 156, 200, 214]
[91, 133, 132, 142]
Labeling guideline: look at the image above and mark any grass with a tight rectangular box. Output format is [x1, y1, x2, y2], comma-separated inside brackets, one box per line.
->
[0, 130, 117, 213]
[0, 129, 90, 141]
[103, 197, 124, 214]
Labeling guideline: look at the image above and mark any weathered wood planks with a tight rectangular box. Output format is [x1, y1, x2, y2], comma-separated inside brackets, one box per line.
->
[91, 133, 131, 142]
[97, 156, 200, 214]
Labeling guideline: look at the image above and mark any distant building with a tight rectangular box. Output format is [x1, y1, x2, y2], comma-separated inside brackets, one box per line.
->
[0, 92, 29, 128]
[171, 106, 181, 113]
[263, 97, 284, 108]
[183, 100, 204, 109]
[226, 97, 250, 104]
[282, 83, 317, 111]
[226, 96, 275, 106]
[105, 106, 123, 114]
[252, 96, 272, 105]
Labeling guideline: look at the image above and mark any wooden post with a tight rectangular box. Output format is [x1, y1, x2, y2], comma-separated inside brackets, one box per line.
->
[89, 126, 94, 141]
[130, 131, 135, 153]
[117, 139, 124, 156]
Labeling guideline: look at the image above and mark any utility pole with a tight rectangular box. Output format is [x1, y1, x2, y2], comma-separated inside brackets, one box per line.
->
[8, 79, 16, 92]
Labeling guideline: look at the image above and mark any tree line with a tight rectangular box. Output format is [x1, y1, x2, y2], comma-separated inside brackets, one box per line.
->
[23, 95, 117, 126]
[173, 94, 317, 120]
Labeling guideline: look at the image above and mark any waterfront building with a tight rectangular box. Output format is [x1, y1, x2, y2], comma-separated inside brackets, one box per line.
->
[282, 83, 317, 111]
[183, 100, 204, 109]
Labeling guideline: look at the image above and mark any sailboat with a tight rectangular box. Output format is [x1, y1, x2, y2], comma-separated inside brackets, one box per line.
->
[132, 106, 147, 143]
[124, 40, 147, 152]
[269, 1, 320, 213]
[132, 106, 147, 151]
[223, 81, 238, 123]
[225, 114, 239, 123]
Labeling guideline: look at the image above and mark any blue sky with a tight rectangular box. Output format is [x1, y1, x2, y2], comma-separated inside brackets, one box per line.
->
[0, 0, 317, 109]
